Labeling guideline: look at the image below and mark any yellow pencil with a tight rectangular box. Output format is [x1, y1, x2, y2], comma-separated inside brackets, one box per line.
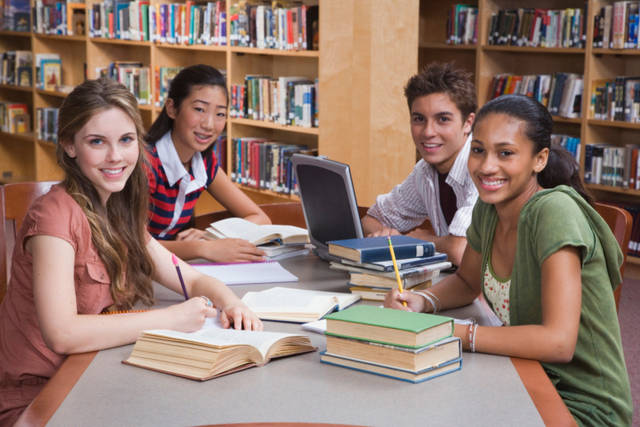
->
[387, 236, 407, 307]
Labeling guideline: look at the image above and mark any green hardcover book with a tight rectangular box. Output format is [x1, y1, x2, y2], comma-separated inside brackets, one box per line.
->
[325, 305, 453, 349]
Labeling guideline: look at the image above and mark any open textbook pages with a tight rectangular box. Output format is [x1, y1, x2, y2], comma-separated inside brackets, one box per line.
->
[123, 318, 315, 381]
[205, 217, 309, 245]
[241, 287, 361, 323]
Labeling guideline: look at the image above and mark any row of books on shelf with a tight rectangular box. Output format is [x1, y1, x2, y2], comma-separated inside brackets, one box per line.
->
[490, 72, 583, 119]
[229, 137, 314, 195]
[89, 0, 226, 45]
[591, 77, 640, 123]
[36, 107, 58, 143]
[551, 134, 581, 164]
[97, 62, 151, 105]
[228, 2, 318, 51]
[584, 143, 640, 189]
[446, 4, 477, 45]
[0, 101, 29, 134]
[1, 0, 30, 31]
[488, 7, 586, 48]
[321, 304, 461, 383]
[1, 50, 32, 87]
[229, 76, 318, 128]
[33, 0, 85, 36]
[593, 1, 640, 49]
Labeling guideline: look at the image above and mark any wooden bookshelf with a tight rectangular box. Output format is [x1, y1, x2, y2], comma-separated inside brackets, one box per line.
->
[418, 0, 640, 264]
[0, 0, 418, 209]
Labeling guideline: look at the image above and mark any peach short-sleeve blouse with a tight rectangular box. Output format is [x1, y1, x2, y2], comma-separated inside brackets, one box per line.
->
[0, 185, 115, 424]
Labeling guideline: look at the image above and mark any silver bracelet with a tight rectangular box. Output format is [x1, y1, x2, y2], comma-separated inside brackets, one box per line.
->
[423, 289, 441, 311]
[411, 290, 438, 313]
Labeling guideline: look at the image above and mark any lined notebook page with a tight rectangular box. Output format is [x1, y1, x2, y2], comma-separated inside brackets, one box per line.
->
[192, 261, 298, 285]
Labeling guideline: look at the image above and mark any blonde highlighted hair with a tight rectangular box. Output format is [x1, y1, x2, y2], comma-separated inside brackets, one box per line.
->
[57, 77, 154, 309]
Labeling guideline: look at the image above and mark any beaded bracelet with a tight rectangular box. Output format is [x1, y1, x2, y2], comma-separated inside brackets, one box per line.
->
[470, 323, 478, 353]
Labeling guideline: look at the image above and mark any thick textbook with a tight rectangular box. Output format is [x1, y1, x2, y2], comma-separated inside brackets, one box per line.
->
[320, 352, 462, 384]
[325, 335, 461, 372]
[325, 305, 453, 349]
[330, 260, 452, 277]
[206, 217, 309, 245]
[123, 319, 315, 381]
[241, 287, 360, 323]
[349, 281, 432, 301]
[327, 235, 436, 263]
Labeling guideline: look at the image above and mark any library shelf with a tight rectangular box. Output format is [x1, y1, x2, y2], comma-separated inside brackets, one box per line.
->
[154, 43, 227, 52]
[34, 34, 86, 42]
[229, 118, 319, 135]
[419, 42, 476, 50]
[230, 46, 320, 57]
[587, 119, 640, 130]
[586, 184, 640, 197]
[0, 131, 35, 143]
[88, 38, 150, 47]
[35, 89, 72, 99]
[0, 31, 31, 37]
[0, 84, 33, 93]
[592, 48, 640, 56]
[482, 46, 585, 54]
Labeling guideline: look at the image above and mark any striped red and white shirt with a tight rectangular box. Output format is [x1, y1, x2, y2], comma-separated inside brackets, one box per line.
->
[146, 132, 218, 239]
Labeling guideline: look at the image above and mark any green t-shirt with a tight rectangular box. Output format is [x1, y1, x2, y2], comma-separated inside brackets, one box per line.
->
[467, 186, 632, 427]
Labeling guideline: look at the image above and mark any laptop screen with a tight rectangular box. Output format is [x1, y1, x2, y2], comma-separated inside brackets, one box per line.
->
[292, 154, 363, 259]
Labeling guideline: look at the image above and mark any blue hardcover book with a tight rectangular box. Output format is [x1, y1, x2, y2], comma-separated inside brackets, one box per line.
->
[341, 252, 449, 272]
[319, 351, 462, 384]
[327, 235, 436, 263]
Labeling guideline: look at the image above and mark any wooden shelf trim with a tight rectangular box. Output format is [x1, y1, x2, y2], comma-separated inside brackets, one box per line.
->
[482, 45, 585, 54]
[236, 182, 300, 201]
[586, 183, 640, 196]
[154, 42, 227, 52]
[0, 30, 31, 37]
[587, 119, 640, 130]
[0, 83, 33, 92]
[230, 46, 319, 57]
[552, 116, 581, 124]
[37, 139, 57, 148]
[230, 118, 319, 135]
[88, 37, 150, 47]
[626, 255, 640, 265]
[592, 48, 640, 56]
[34, 34, 86, 42]
[0, 131, 35, 142]
[35, 89, 71, 98]
[419, 42, 476, 50]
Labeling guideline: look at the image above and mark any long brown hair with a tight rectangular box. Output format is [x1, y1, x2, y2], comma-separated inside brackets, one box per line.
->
[57, 78, 154, 309]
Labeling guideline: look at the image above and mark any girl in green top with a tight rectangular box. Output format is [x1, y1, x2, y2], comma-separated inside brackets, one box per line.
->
[385, 94, 632, 426]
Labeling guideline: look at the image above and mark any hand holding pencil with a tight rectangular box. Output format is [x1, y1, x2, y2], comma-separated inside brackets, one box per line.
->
[387, 237, 407, 307]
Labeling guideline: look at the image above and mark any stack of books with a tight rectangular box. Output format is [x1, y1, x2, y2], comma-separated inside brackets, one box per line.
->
[327, 235, 452, 301]
[321, 305, 462, 383]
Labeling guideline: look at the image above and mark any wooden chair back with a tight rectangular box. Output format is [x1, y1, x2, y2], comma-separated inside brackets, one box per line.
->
[593, 202, 633, 313]
[1, 181, 58, 302]
[195, 202, 370, 229]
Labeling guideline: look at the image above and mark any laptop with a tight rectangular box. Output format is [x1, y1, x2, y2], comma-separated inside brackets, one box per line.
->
[291, 154, 364, 261]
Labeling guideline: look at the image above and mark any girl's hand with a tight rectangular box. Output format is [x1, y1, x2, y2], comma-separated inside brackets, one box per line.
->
[166, 297, 218, 332]
[206, 238, 266, 263]
[384, 289, 426, 312]
[176, 228, 208, 241]
[219, 302, 263, 331]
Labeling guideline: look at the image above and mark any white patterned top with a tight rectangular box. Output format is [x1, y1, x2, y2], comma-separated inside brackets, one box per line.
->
[483, 260, 511, 326]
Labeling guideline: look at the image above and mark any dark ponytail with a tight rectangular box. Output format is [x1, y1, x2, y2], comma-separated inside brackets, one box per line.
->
[473, 94, 593, 204]
[146, 64, 228, 145]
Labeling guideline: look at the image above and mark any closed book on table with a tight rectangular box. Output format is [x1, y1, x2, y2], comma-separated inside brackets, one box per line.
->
[327, 235, 436, 263]
[349, 281, 432, 301]
[320, 351, 462, 384]
[326, 335, 461, 372]
[325, 305, 453, 349]
[339, 253, 449, 272]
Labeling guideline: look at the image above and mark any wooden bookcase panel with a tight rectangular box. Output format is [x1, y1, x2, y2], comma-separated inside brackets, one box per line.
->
[0, 136, 34, 182]
[35, 142, 63, 181]
[418, 48, 476, 76]
[154, 46, 226, 70]
[86, 42, 151, 79]
[229, 53, 317, 86]
[33, 38, 86, 88]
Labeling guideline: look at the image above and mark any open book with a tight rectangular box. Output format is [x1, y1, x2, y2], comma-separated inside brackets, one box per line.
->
[206, 217, 309, 245]
[122, 319, 315, 381]
[241, 287, 361, 323]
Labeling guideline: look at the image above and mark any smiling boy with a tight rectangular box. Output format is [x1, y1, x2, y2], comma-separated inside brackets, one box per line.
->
[362, 62, 478, 265]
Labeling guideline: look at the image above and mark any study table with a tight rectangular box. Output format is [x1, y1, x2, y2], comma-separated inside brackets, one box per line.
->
[17, 255, 575, 427]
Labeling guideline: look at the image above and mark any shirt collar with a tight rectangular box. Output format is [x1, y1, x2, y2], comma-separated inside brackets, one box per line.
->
[446, 133, 472, 186]
[156, 131, 207, 190]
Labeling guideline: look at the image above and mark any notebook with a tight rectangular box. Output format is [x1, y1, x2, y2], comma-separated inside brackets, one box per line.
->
[192, 261, 298, 285]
